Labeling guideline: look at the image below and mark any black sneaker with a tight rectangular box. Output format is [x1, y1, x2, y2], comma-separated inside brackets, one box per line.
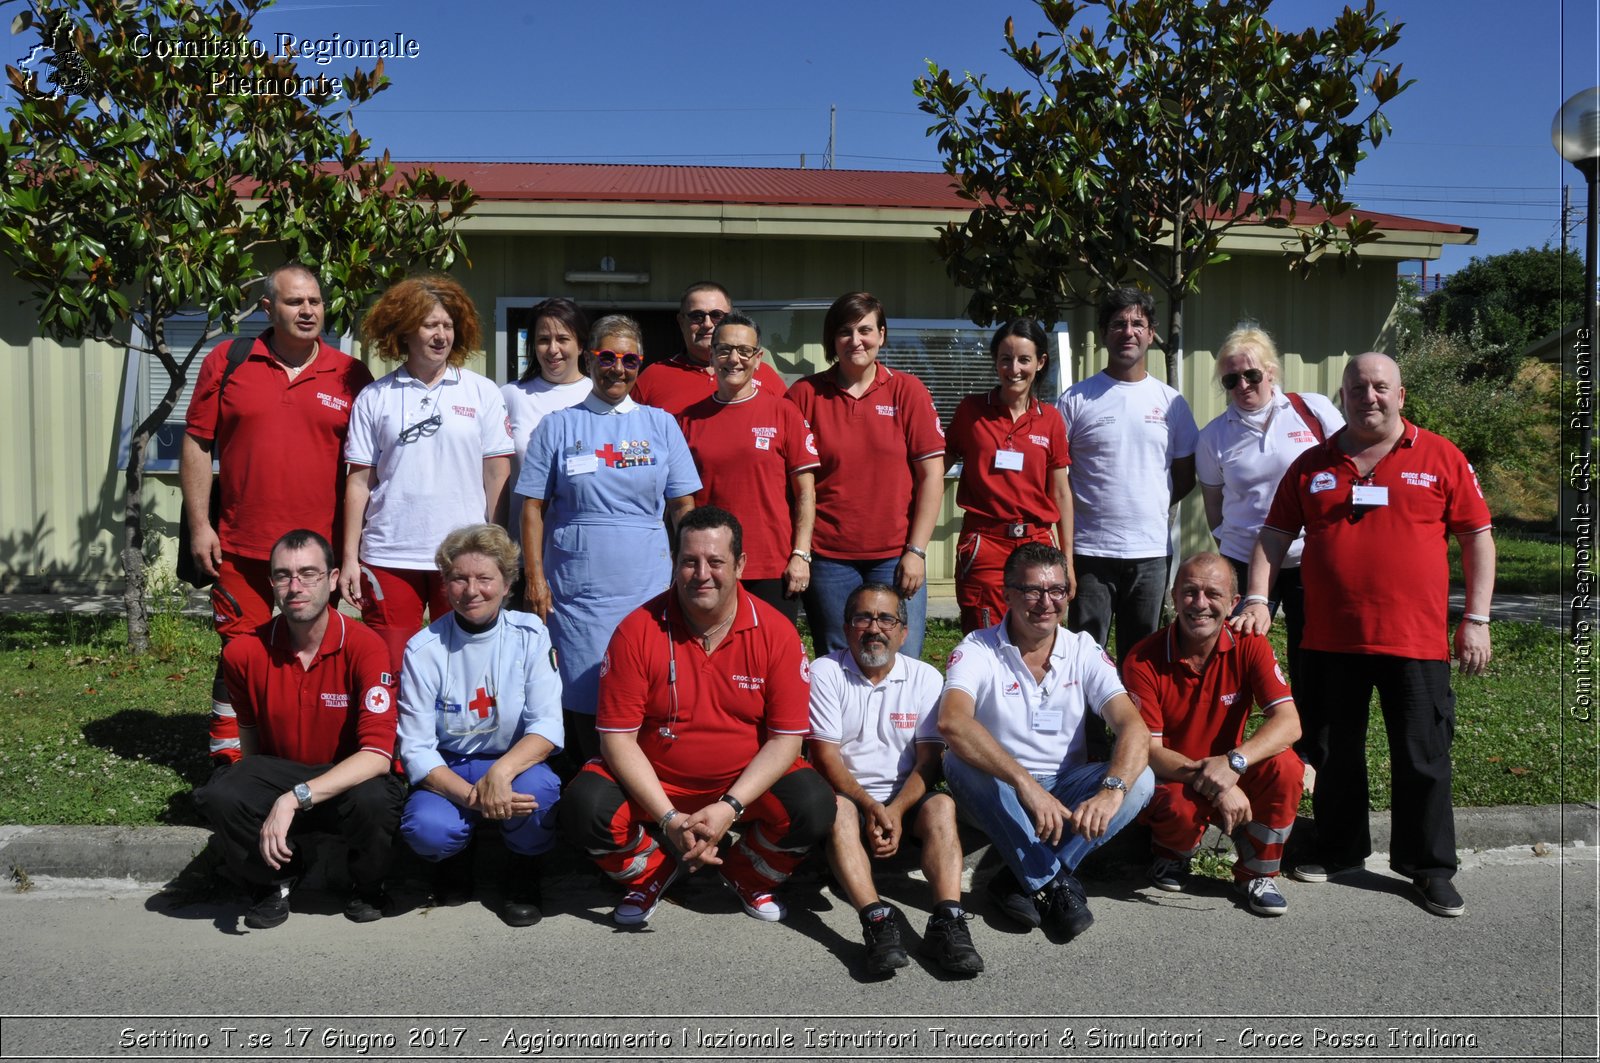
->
[861, 905, 910, 976]
[1413, 876, 1466, 917]
[1290, 859, 1365, 883]
[431, 844, 475, 907]
[923, 910, 985, 975]
[243, 880, 293, 929]
[343, 887, 391, 923]
[1041, 873, 1094, 940]
[984, 866, 1043, 929]
[501, 854, 544, 928]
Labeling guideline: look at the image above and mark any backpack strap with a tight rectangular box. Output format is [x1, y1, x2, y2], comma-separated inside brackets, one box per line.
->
[1286, 392, 1325, 444]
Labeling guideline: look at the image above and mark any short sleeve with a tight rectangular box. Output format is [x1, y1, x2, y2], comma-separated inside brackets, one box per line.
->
[945, 397, 977, 462]
[941, 634, 989, 700]
[1441, 438, 1493, 534]
[806, 656, 847, 743]
[1194, 420, 1224, 488]
[595, 617, 653, 733]
[1168, 392, 1199, 459]
[660, 413, 704, 499]
[910, 662, 945, 743]
[478, 379, 514, 458]
[348, 628, 399, 761]
[517, 411, 561, 502]
[1242, 634, 1294, 711]
[344, 386, 382, 468]
[1263, 451, 1310, 535]
[762, 627, 813, 736]
[1043, 404, 1071, 470]
[1120, 651, 1165, 736]
[780, 399, 821, 475]
[1079, 637, 1129, 720]
[183, 344, 231, 442]
[901, 375, 946, 461]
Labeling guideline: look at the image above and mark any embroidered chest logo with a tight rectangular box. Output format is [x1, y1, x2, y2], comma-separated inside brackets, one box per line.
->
[754, 436, 771, 451]
[452, 405, 477, 418]
[1143, 405, 1167, 425]
[468, 686, 496, 720]
[316, 392, 350, 412]
[1028, 433, 1050, 447]
[1309, 471, 1338, 494]
[320, 693, 349, 708]
[889, 711, 918, 729]
[1287, 430, 1316, 443]
[595, 440, 657, 468]
[1002, 680, 1022, 697]
[1400, 471, 1438, 489]
[875, 404, 897, 416]
[1219, 692, 1240, 707]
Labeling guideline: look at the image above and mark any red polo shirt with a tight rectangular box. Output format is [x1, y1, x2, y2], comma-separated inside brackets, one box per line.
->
[634, 353, 787, 416]
[223, 611, 397, 766]
[678, 391, 820, 579]
[1263, 420, 1492, 660]
[596, 590, 811, 791]
[185, 333, 373, 560]
[785, 365, 945, 559]
[1123, 625, 1294, 761]
[947, 390, 1071, 524]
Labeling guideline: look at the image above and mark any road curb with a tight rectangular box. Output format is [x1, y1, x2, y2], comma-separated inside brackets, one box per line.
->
[3, 803, 1594, 889]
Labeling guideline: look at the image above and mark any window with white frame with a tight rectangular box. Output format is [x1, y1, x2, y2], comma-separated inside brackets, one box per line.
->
[883, 319, 1071, 425]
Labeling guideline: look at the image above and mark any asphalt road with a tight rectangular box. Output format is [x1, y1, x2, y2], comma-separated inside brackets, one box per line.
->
[0, 843, 1594, 1063]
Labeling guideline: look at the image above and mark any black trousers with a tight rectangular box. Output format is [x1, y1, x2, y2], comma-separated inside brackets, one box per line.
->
[1225, 557, 1306, 685]
[1297, 651, 1458, 879]
[193, 755, 405, 891]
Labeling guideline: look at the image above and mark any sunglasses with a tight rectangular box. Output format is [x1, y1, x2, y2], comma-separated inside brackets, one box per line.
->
[684, 309, 727, 325]
[1222, 368, 1265, 390]
[594, 349, 643, 371]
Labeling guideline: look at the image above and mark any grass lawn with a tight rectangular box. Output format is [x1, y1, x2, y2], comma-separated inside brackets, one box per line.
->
[1448, 529, 1564, 596]
[0, 610, 1586, 826]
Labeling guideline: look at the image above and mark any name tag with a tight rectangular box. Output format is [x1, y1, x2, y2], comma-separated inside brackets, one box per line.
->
[1351, 484, 1389, 507]
[1032, 707, 1063, 733]
[566, 453, 599, 476]
[993, 449, 1024, 472]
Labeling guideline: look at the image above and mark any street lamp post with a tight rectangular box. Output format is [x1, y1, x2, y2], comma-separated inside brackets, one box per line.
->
[1553, 87, 1600, 642]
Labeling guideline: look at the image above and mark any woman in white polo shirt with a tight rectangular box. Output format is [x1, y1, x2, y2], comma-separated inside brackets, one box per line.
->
[502, 297, 593, 556]
[342, 275, 515, 672]
[1195, 325, 1342, 682]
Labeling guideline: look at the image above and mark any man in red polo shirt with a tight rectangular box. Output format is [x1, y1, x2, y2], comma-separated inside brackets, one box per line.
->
[182, 263, 373, 765]
[1236, 353, 1495, 919]
[192, 529, 404, 930]
[1122, 553, 1303, 916]
[632, 281, 787, 415]
[558, 506, 834, 926]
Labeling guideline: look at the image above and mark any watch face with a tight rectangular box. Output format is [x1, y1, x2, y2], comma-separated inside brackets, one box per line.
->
[1229, 753, 1248, 773]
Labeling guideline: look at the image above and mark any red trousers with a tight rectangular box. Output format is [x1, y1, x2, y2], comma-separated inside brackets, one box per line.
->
[207, 554, 277, 763]
[954, 523, 1055, 634]
[357, 563, 449, 674]
[1143, 749, 1303, 881]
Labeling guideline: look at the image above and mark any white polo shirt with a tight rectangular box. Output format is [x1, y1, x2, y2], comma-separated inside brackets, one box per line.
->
[809, 650, 943, 803]
[943, 622, 1126, 775]
[346, 366, 514, 569]
[1056, 372, 1198, 558]
[1195, 388, 1342, 567]
[503, 375, 593, 540]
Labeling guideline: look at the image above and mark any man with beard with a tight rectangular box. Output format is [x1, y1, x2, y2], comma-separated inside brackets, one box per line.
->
[1122, 553, 1303, 916]
[809, 583, 984, 977]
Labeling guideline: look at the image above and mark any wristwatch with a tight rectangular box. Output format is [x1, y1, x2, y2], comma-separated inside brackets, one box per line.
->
[790, 549, 812, 564]
[1227, 750, 1249, 775]
[1100, 776, 1128, 794]
[718, 793, 745, 817]
[292, 782, 314, 812]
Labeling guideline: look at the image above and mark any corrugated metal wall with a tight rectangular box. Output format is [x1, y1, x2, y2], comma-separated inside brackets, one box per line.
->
[0, 234, 1399, 593]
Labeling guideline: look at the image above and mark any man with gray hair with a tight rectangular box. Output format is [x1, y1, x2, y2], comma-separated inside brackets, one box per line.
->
[1236, 352, 1495, 918]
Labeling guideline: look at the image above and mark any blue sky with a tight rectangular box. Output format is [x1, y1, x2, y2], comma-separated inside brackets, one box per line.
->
[13, 0, 1600, 274]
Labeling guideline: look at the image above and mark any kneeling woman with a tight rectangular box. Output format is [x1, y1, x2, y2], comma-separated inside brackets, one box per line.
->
[398, 524, 564, 926]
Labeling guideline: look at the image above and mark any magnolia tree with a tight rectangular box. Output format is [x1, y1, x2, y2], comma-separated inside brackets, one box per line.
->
[915, 0, 1411, 379]
[0, 0, 477, 651]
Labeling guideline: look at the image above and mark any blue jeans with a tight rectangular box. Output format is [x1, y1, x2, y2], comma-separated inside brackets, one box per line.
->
[401, 753, 562, 860]
[944, 753, 1154, 891]
[803, 555, 927, 659]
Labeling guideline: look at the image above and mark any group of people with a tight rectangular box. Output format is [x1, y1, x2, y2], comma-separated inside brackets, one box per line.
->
[179, 262, 1496, 971]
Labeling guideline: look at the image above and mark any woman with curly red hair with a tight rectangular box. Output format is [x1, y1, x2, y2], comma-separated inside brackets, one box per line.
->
[342, 275, 514, 669]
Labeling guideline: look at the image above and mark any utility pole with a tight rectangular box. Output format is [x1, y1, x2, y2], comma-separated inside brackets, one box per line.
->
[824, 105, 835, 170]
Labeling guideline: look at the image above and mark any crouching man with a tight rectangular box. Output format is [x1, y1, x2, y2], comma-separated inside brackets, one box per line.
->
[1121, 552, 1303, 915]
[938, 542, 1154, 940]
[193, 529, 404, 928]
[809, 583, 983, 977]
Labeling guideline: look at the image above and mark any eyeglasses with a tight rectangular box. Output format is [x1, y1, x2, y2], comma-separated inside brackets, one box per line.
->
[1008, 584, 1069, 604]
[398, 412, 442, 444]
[847, 612, 904, 630]
[1221, 368, 1265, 390]
[594, 349, 643, 371]
[684, 309, 727, 325]
[712, 343, 761, 361]
[270, 568, 328, 588]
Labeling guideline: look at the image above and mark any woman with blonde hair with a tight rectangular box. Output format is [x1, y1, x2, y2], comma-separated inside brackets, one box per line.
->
[342, 275, 514, 669]
[398, 524, 563, 926]
[1195, 325, 1342, 681]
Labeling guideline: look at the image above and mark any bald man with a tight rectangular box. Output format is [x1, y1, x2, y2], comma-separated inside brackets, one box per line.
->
[1235, 353, 1495, 918]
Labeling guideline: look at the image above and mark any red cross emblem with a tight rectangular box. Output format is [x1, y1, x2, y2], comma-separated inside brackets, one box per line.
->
[468, 686, 495, 719]
[595, 443, 626, 468]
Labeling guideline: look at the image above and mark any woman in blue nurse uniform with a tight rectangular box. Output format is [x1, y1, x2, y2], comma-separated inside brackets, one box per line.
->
[516, 313, 700, 764]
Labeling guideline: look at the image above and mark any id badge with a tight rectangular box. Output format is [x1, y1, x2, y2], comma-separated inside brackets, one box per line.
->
[566, 453, 600, 476]
[993, 449, 1024, 472]
[1351, 484, 1389, 507]
[1032, 707, 1063, 733]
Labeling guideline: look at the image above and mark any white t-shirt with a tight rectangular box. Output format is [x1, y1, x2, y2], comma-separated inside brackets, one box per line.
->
[345, 366, 514, 569]
[503, 375, 593, 539]
[1056, 372, 1198, 557]
[808, 650, 944, 802]
[1196, 388, 1343, 567]
[943, 622, 1126, 775]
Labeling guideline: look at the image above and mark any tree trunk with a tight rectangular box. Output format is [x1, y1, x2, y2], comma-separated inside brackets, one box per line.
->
[121, 428, 151, 655]
[1165, 299, 1184, 388]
